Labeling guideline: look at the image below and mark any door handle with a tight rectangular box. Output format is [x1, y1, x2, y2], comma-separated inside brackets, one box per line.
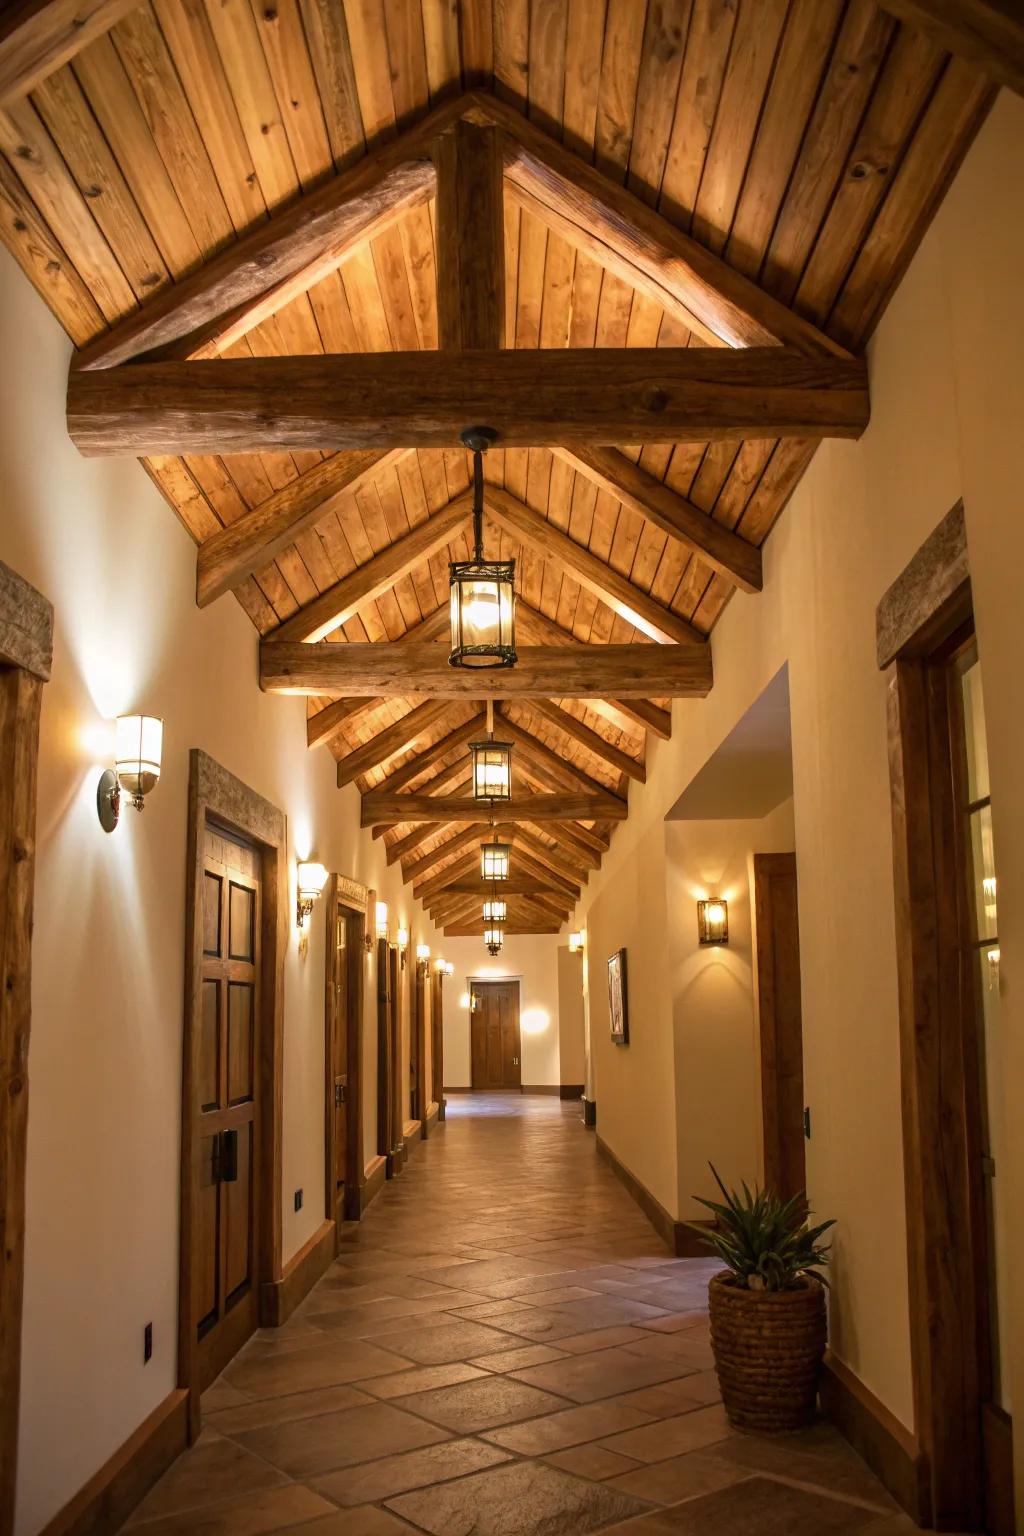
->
[220, 1128, 239, 1183]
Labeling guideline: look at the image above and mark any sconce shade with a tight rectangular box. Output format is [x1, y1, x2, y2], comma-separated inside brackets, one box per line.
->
[697, 898, 729, 945]
[397, 926, 409, 949]
[483, 926, 503, 954]
[416, 943, 430, 962]
[568, 931, 584, 954]
[375, 900, 389, 939]
[449, 562, 517, 668]
[445, 961, 454, 976]
[481, 839, 511, 881]
[471, 740, 512, 801]
[297, 861, 328, 902]
[115, 714, 162, 804]
[435, 957, 446, 974]
[482, 898, 507, 923]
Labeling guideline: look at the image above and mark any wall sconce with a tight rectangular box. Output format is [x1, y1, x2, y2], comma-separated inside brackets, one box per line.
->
[375, 900, 389, 940]
[568, 930, 585, 954]
[97, 713, 163, 832]
[296, 861, 328, 929]
[471, 739, 513, 802]
[697, 898, 729, 946]
[482, 898, 507, 923]
[397, 926, 409, 969]
[434, 956, 446, 975]
[445, 961, 454, 977]
[484, 926, 503, 955]
[481, 837, 511, 881]
[416, 942, 430, 975]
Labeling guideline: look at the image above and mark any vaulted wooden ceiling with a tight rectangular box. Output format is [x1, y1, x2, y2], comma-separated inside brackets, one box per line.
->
[0, 0, 1004, 935]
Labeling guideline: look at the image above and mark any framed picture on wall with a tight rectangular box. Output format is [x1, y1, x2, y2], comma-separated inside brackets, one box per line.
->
[607, 948, 629, 1045]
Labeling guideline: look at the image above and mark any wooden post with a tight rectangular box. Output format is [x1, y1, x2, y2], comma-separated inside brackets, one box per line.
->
[432, 120, 505, 351]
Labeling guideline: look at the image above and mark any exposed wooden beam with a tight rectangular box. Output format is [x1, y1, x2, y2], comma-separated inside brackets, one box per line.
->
[521, 700, 645, 785]
[510, 835, 587, 893]
[445, 923, 559, 936]
[197, 448, 409, 607]
[471, 92, 850, 358]
[498, 712, 625, 804]
[439, 876, 569, 897]
[370, 757, 470, 838]
[306, 608, 451, 751]
[374, 712, 487, 795]
[540, 820, 609, 862]
[877, 0, 1023, 99]
[270, 499, 470, 645]
[335, 700, 451, 788]
[415, 852, 479, 904]
[383, 823, 443, 866]
[0, 1, 138, 107]
[433, 119, 504, 349]
[360, 793, 628, 828]
[515, 603, 671, 740]
[484, 488, 705, 646]
[261, 641, 713, 698]
[553, 446, 762, 594]
[66, 349, 870, 457]
[401, 822, 497, 879]
[72, 95, 472, 371]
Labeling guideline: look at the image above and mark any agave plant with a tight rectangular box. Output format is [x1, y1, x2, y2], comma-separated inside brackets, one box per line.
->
[688, 1165, 835, 1292]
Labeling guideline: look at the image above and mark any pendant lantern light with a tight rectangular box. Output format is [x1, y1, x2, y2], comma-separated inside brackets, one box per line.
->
[449, 427, 517, 668]
[481, 837, 511, 882]
[484, 926, 504, 955]
[471, 738, 513, 802]
[482, 898, 507, 924]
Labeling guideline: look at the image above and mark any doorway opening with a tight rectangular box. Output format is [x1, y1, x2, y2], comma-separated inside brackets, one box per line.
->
[324, 877, 366, 1230]
[376, 938, 404, 1175]
[470, 979, 522, 1089]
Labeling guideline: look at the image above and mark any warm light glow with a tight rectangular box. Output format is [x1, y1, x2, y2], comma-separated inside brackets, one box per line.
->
[296, 860, 328, 930]
[397, 926, 409, 949]
[449, 567, 516, 667]
[445, 961, 454, 977]
[375, 900, 389, 939]
[471, 740, 512, 802]
[483, 926, 503, 954]
[114, 714, 163, 804]
[568, 930, 585, 954]
[481, 840, 511, 881]
[521, 1007, 550, 1035]
[482, 898, 507, 923]
[435, 957, 446, 974]
[697, 898, 729, 945]
[459, 991, 471, 1010]
[416, 943, 430, 962]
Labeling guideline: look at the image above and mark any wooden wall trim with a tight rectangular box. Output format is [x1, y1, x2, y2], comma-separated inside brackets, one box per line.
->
[559, 1084, 584, 1099]
[38, 1388, 188, 1536]
[260, 1220, 335, 1329]
[0, 558, 53, 680]
[359, 1154, 387, 1216]
[876, 500, 968, 669]
[820, 1353, 929, 1524]
[595, 1136, 713, 1258]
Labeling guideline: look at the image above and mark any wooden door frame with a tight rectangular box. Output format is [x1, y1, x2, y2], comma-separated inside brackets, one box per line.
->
[412, 959, 428, 1128]
[430, 969, 446, 1121]
[752, 851, 805, 1201]
[0, 562, 52, 1536]
[323, 874, 366, 1230]
[181, 750, 287, 1442]
[469, 977, 522, 1089]
[878, 501, 996, 1528]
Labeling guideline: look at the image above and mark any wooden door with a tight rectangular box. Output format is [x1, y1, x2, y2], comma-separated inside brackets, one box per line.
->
[197, 828, 261, 1386]
[470, 981, 521, 1088]
[329, 905, 348, 1225]
[376, 937, 394, 1167]
[390, 946, 404, 1161]
[431, 971, 445, 1119]
[753, 853, 805, 1201]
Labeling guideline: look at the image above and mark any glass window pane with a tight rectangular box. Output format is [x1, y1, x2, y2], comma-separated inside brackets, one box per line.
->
[969, 804, 998, 941]
[961, 659, 990, 802]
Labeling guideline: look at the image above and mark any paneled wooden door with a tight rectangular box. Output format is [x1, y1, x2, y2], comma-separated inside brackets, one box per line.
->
[753, 853, 806, 1202]
[328, 903, 349, 1226]
[470, 981, 521, 1089]
[197, 827, 261, 1388]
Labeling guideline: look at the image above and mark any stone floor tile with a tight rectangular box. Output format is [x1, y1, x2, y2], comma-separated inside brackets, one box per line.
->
[366, 1317, 526, 1363]
[358, 1361, 490, 1399]
[223, 1338, 414, 1399]
[391, 1374, 570, 1433]
[607, 1447, 754, 1505]
[544, 1443, 643, 1481]
[272, 1509, 420, 1535]
[509, 1344, 698, 1403]
[483, 1399, 657, 1455]
[207, 1383, 372, 1435]
[126, 1433, 287, 1524]
[468, 1343, 568, 1372]
[124, 1483, 335, 1536]
[384, 1458, 653, 1535]
[556, 1325, 653, 1354]
[619, 1475, 889, 1532]
[232, 1400, 450, 1478]
[311, 1436, 512, 1505]
[598, 1404, 735, 1462]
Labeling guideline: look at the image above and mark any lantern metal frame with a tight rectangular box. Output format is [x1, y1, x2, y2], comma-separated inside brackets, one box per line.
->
[484, 926, 504, 955]
[481, 838, 511, 881]
[482, 898, 507, 924]
[471, 738, 513, 802]
[697, 898, 730, 946]
[449, 427, 517, 669]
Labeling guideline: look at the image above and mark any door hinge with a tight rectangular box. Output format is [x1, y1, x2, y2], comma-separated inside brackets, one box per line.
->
[335, 1081, 346, 1106]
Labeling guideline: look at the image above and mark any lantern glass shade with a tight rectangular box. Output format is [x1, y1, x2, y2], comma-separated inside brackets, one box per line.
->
[416, 943, 430, 962]
[397, 926, 409, 950]
[482, 898, 507, 923]
[297, 861, 328, 902]
[697, 898, 729, 945]
[471, 740, 512, 801]
[375, 900, 389, 939]
[568, 930, 584, 954]
[115, 714, 163, 803]
[449, 561, 516, 668]
[484, 926, 504, 954]
[481, 840, 511, 881]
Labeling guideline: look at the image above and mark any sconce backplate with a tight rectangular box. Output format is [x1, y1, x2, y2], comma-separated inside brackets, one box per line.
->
[97, 768, 120, 833]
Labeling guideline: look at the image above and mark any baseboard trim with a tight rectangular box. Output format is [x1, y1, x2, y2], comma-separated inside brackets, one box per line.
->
[819, 1352, 930, 1524]
[361, 1154, 386, 1213]
[261, 1219, 335, 1328]
[522, 1083, 560, 1094]
[425, 1101, 439, 1134]
[559, 1084, 584, 1100]
[582, 1096, 597, 1127]
[442, 1085, 472, 1092]
[404, 1118, 422, 1146]
[595, 1135, 713, 1258]
[39, 1388, 188, 1536]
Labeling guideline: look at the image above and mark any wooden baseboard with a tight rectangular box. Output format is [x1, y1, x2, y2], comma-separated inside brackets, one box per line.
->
[360, 1154, 386, 1212]
[559, 1084, 584, 1100]
[595, 1135, 713, 1257]
[425, 1101, 439, 1133]
[404, 1118, 422, 1146]
[260, 1219, 335, 1328]
[442, 1085, 472, 1092]
[582, 1096, 597, 1127]
[40, 1388, 188, 1536]
[819, 1352, 930, 1524]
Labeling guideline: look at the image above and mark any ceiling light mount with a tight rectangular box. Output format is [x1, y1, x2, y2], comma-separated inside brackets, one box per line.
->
[449, 425, 517, 669]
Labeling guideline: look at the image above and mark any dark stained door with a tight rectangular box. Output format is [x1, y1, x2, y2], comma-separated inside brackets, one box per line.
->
[753, 853, 805, 1201]
[470, 981, 521, 1089]
[330, 907, 348, 1225]
[197, 827, 261, 1387]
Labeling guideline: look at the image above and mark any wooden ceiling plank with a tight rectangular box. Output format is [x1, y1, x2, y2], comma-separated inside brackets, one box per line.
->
[541, 819, 608, 861]
[466, 90, 850, 358]
[553, 445, 762, 594]
[507, 845, 581, 899]
[305, 605, 450, 749]
[260, 639, 713, 698]
[360, 792, 628, 827]
[876, 0, 1024, 99]
[0, 0, 139, 108]
[267, 495, 470, 643]
[510, 831, 588, 887]
[374, 710, 487, 794]
[335, 698, 450, 787]
[401, 820, 497, 879]
[484, 486, 706, 646]
[438, 874, 570, 896]
[414, 850, 479, 903]
[432, 117, 504, 348]
[515, 600, 670, 739]
[523, 698, 645, 784]
[67, 346, 871, 455]
[498, 710, 624, 804]
[72, 92, 472, 372]
[197, 446, 410, 606]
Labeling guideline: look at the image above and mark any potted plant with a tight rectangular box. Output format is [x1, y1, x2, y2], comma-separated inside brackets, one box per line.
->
[688, 1168, 834, 1433]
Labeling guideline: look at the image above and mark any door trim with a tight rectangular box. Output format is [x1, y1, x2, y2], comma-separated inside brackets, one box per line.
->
[469, 978, 522, 1089]
[181, 750, 287, 1442]
[324, 875, 367, 1230]
[752, 852, 805, 1201]
[0, 560, 52, 1536]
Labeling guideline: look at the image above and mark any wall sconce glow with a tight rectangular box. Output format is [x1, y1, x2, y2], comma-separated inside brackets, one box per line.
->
[445, 961, 454, 977]
[296, 861, 328, 928]
[434, 956, 446, 974]
[471, 739, 513, 802]
[484, 926, 503, 955]
[482, 898, 507, 923]
[568, 930, 585, 954]
[375, 900, 389, 940]
[481, 838, 511, 881]
[397, 925, 409, 968]
[97, 713, 163, 832]
[697, 898, 729, 946]
[521, 1007, 550, 1035]
[416, 942, 431, 975]
[459, 991, 471, 1010]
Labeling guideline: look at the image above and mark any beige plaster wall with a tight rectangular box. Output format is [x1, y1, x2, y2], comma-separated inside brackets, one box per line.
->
[441, 932, 562, 1088]
[557, 944, 587, 1087]
[576, 93, 1024, 1455]
[0, 248, 442, 1535]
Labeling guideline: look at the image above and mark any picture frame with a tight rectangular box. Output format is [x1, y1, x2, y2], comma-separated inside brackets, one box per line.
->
[607, 948, 629, 1045]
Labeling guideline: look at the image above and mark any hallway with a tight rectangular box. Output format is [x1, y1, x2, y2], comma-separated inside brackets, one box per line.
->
[123, 1097, 916, 1536]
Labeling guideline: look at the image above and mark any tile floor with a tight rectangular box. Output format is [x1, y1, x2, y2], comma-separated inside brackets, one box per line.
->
[123, 1094, 926, 1535]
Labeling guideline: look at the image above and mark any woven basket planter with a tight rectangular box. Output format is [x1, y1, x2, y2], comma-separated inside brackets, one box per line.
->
[708, 1271, 827, 1433]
